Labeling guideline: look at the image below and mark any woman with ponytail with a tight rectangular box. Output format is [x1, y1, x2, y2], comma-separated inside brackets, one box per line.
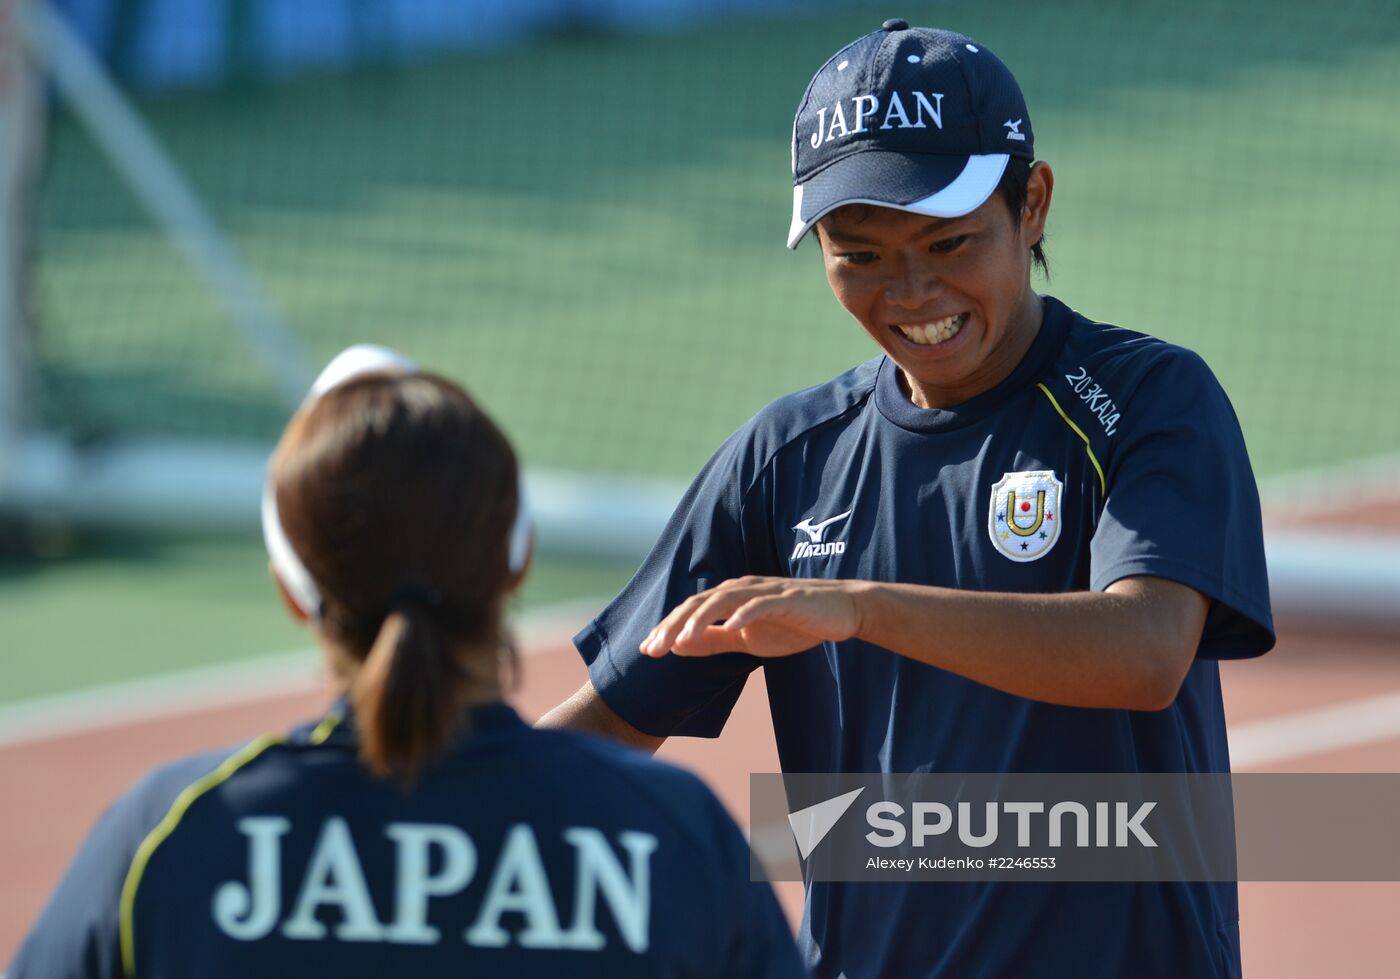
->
[12, 347, 805, 979]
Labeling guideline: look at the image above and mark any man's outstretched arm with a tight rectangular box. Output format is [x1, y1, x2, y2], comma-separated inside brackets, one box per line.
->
[641, 575, 1209, 712]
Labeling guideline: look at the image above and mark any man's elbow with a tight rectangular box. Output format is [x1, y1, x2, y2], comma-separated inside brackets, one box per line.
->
[1101, 576, 1210, 711]
[1130, 640, 1197, 712]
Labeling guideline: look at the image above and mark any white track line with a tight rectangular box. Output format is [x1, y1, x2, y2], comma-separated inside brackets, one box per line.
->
[0, 651, 323, 749]
[1228, 689, 1400, 770]
[0, 598, 602, 749]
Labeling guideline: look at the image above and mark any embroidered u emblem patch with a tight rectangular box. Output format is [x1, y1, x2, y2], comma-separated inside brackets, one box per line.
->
[989, 470, 1063, 562]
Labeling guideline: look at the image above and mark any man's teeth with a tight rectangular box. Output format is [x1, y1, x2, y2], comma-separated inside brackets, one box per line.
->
[896, 314, 966, 346]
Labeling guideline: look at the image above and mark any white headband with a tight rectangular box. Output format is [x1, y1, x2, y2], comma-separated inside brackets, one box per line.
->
[261, 344, 532, 618]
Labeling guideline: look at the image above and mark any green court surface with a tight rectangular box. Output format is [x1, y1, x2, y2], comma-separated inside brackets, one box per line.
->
[0, 531, 633, 706]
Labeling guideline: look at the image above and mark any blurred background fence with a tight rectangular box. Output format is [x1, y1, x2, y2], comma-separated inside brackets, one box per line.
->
[12, 0, 1400, 479]
[1, 0, 1398, 700]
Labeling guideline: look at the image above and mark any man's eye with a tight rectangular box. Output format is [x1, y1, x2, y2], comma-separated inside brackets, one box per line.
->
[839, 252, 879, 264]
[930, 235, 968, 254]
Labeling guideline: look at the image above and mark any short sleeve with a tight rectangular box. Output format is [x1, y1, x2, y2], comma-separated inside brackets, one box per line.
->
[1090, 350, 1275, 660]
[575, 426, 774, 738]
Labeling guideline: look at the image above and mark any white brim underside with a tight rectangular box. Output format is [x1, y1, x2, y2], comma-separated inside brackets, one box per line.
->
[786, 153, 1011, 249]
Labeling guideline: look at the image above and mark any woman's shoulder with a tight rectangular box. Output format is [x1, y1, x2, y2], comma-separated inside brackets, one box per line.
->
[120, 742, 262, 827]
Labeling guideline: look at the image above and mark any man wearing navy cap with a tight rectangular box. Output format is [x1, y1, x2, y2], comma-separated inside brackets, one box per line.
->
[545, 20, 1274, 978]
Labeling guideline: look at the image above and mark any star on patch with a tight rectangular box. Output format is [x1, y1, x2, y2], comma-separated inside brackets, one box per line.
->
[1046, 512, 1054, 521]
[1020, 541, 1029, 551]
[997, 512, 1005, 522]
[1038, 531, 1047, 540]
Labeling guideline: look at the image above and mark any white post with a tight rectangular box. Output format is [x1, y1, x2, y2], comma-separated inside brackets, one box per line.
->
[0, 0, 43, 494]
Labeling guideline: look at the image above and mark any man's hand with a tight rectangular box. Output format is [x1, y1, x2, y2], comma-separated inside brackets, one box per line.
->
[642, 576, 863, 658]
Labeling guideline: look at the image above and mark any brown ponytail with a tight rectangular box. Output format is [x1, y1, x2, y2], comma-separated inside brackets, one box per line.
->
[272, 371, 520, 783]
[352, 603, 462, 780]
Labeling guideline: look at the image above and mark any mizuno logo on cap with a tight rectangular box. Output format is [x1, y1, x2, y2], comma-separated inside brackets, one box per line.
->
[808, 92, 945, 149]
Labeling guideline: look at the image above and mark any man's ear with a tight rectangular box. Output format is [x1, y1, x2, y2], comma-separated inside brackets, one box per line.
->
[270, 563, 313, 623]
[1023, 160, 1054, 248]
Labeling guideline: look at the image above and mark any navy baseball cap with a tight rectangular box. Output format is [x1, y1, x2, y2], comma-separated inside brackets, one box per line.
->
[787, 20, 1033, 248]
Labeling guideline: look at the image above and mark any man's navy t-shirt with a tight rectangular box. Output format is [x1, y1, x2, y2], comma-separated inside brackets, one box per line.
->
[11, 703, 804, 979]
[576, 295, 1276, 978]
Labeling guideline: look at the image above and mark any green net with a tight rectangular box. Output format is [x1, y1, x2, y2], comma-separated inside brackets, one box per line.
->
[32, 0, 1400, 480]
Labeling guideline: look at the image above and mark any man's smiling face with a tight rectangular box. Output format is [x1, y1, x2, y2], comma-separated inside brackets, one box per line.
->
[815, 162, 1053, 409]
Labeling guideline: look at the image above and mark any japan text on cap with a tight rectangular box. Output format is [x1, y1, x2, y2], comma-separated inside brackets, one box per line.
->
[788, 22, 1033, 249]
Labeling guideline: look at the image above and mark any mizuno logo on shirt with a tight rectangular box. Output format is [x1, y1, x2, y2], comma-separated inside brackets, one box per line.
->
[791, 508, 852, 561]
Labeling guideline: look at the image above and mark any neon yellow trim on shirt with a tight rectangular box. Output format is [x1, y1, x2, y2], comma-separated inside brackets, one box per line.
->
[119, 734, 284, 976]
[1035, 382, 1107, 496]
[309, 710, 343, 745]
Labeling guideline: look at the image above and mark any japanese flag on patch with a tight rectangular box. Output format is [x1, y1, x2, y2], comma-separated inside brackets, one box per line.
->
[988, 470, 1063, 562]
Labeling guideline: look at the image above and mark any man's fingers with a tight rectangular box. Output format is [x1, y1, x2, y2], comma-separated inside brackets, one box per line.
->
[641, 577, 791, 658]
[669, 625, 748, 657]
[643, 590, 714, 656]
[723, 594, 787, 632]
[642, 581, 779, 657]
[676, 587, 763, 642]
